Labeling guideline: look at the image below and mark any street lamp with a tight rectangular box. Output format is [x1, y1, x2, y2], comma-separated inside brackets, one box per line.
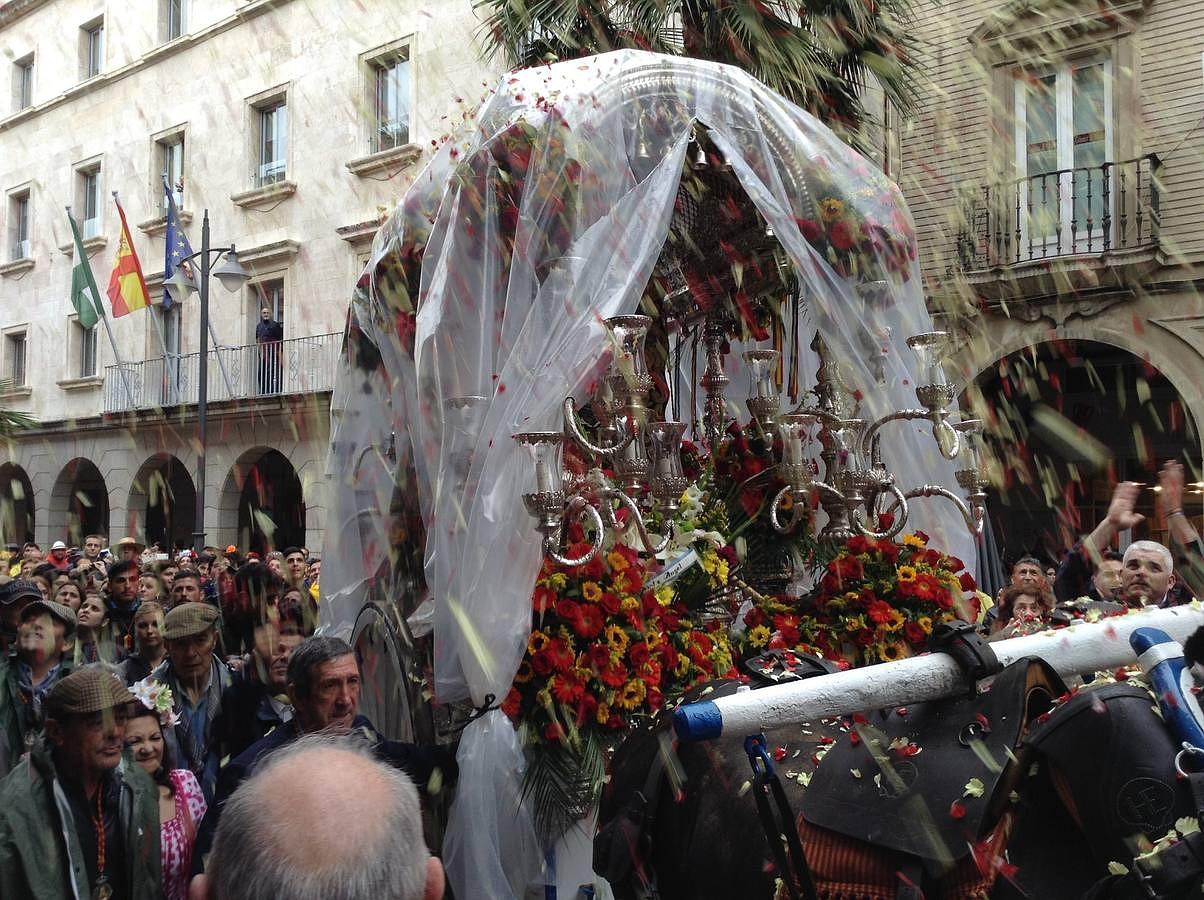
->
[165, 209, 249, 552]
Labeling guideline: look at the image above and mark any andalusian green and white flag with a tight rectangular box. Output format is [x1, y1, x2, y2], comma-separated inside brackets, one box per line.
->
[67, 210, 102, 330]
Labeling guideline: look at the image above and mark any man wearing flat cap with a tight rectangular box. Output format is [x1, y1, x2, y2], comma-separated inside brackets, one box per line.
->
[0, 575, 39, 655]
[151, 602, 231, 799]
[0, 665, 160, 900]
[0, 586, 75, 778]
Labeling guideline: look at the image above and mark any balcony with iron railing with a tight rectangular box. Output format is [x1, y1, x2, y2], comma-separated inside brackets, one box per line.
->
[956, 154, 1163, 286]
[103, 331, 340, 414]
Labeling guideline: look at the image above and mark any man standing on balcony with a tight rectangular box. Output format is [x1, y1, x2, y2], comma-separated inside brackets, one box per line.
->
[255, 307, 283, 395]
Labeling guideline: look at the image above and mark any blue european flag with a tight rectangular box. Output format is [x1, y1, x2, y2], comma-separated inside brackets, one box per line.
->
[163, 177, 195, 309]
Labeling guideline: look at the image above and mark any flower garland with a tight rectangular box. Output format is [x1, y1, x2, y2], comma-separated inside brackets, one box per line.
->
[502, 539, 738, 749]
[742, 530, 979, 666]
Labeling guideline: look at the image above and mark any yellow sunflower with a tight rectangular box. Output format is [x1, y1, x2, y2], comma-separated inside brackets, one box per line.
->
[618, 679, 647, 710]
[902, 533, 926, 550]
[605, 625, 630, 654]
[581, 581, 603, 603]
[528, 630, 550, 655]
[897, 565, 918, 583]
[606, 550, 630, 572]
[878, 641, 909, 662]
[884, 609, 905, 633]
[655, 584, 674, 607]
[747, 625, 771, 647]
[918, 616, 933, 634]
[596, 702, 611, 725]
[819, 197, 846, 222]
[513, 662, 534, 683]
[620, 596, 639, 612]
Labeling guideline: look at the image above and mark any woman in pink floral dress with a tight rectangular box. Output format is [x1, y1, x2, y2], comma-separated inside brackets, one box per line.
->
[126, 679, 207, 900]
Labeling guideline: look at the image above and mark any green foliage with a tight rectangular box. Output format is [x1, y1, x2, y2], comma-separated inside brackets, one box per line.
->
[520, 727, 607, 845]
[474, 0, 919, 149]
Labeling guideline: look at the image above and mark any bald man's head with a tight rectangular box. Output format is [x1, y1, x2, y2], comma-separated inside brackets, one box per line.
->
[201, 735, 443, 900]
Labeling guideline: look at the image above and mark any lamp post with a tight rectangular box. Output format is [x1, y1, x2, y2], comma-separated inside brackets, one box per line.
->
[164, 209, 249, 552]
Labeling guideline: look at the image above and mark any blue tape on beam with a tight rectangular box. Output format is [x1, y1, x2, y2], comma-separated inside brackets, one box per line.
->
[673, 699, 723, 741]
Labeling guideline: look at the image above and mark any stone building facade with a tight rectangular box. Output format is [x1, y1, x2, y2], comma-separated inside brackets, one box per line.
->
[898, 0, 1204, 557]
[0, 0, 498, 551]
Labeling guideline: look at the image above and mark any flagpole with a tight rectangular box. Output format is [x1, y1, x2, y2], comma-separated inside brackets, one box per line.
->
[162, 174, 235, 399]
[68, 206, 137, 410]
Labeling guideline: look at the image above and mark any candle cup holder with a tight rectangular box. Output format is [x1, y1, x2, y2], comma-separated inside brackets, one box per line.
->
[605, 315, 655, 398]
[743, 349, 781, 430]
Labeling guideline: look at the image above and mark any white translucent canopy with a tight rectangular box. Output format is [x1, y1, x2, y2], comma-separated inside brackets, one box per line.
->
[323, 48, 975, 894]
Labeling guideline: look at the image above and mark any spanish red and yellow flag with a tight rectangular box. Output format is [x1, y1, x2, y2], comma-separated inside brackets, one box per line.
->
[106, 198, 150, 317]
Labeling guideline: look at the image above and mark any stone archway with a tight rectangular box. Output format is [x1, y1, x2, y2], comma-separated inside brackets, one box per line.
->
[49, 458, 109, 547]
[0, 462, 35, 545]
[128, 454, 196, 553]
[220, 448, 305, 555]
[963, 339, 1201, 565]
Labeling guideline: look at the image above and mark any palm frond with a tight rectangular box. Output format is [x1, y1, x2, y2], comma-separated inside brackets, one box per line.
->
[0, 382, 34, 435]
[521, 729, 607, 845]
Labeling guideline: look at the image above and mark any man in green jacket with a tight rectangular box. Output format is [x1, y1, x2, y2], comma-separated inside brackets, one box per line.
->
[0, 666, 161, 900]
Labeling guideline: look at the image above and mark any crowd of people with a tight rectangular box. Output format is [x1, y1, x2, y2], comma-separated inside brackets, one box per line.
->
[984, 459, 1204, 640]
[0, 535, 454, 900]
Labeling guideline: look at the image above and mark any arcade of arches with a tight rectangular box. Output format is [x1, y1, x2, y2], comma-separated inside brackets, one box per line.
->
[0, 448, 309, 553]
[964, 339, 1202, 568]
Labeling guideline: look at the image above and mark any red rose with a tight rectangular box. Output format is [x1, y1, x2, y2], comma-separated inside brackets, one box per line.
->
[943, 555, 966, 573]
[744, 607, 767, 629]
[585, 643, 611, 671]
[958, 572, 977, 592]
[853, 628, 877, 647]
[555, 598, 580, 621]
[600, 663, 627, 688]
[796, 217, 823, 243]
[829, 220, 857, 251]
[600, 592, 622, 615]
[847, 535, 870, 555]
[530, 651, 553, 676]
[903, 621, 926, 645]
[501, 688, 523, 720]
[629, 641, 652, 668]
[574, 693, 598, 727]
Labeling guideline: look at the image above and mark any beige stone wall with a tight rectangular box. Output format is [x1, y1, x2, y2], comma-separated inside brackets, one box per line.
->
[0, 0, 503, 545]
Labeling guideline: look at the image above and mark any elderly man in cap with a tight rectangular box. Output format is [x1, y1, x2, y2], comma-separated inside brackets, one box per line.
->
[0, 587, 76, 777]
[152, 602, 231, 799]
[0, 575, 39, 655]
[0, 665, 160, 900]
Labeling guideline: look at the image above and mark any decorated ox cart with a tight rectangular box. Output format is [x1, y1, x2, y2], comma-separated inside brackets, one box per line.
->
[321, 51, 1204, 899]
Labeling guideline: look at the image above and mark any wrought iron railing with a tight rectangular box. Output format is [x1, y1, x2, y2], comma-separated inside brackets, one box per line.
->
[957, 154, 1162, 271]
[103, 332, 340, 414]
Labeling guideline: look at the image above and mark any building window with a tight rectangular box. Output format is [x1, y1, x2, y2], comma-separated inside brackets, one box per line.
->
[76, 165, 102, 238]
[81, 19, 104, 79]
[163, 0, 187, 42]
[370, 49, 410, 152]
[156, 132, 186, 213]
[8, 190, 30, 261]
[255, 100, 288, 187]
[1014, 59, 1112, 252]
[72, 317, 98, 378]
[13, 55, 33, 111]
[5, 331, 27, 387]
